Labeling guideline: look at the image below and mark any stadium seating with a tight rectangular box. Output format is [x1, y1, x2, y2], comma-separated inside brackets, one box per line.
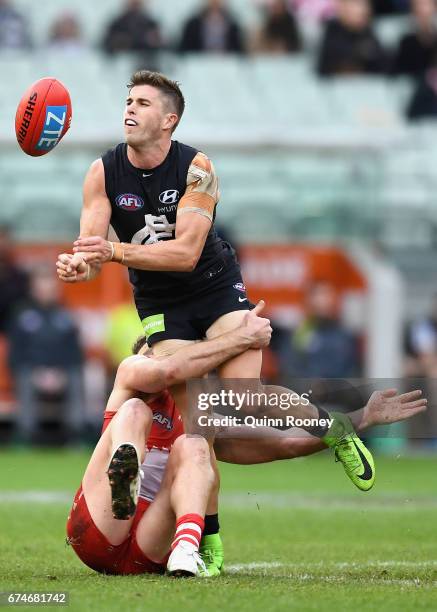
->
[12, 0, 409, 50]
[13, 0, 260, 47]
[2, 15, 437, 248]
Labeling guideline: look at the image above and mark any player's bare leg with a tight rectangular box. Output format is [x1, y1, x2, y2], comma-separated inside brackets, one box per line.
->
[134, 434, 216, 575]
[150, 325, 258, 575]
[206, 310, 263, 378]
[81, 398, 152, 545]
[199, 452, 223, 576]
[206, 310, 377, 491]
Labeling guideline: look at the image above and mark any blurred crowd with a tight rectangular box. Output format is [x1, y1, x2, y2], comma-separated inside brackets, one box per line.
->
[0, 225, 435, 446]
[2, 0, 437, 120]
[0, 226, 87, 445]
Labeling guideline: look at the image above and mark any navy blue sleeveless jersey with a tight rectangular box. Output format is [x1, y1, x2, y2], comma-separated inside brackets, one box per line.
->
[102, 141, 239, 308]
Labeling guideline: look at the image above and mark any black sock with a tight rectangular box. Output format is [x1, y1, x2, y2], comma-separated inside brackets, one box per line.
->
[304, 405, 332, 438]
[204, 513, 220, 536]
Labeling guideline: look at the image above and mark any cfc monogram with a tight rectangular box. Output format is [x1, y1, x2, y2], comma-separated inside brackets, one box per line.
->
[132, 214, 176, 245]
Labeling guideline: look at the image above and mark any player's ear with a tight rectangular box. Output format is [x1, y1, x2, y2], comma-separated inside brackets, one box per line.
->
[162, 113, 178, 132]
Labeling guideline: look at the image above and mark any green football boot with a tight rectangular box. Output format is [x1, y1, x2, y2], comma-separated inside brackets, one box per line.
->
[199, 533, 224, 576]
[323, 412, 375, 492]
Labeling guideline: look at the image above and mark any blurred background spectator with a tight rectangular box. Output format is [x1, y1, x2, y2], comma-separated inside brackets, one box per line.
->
[407, 66, 437, 119]
[276, 282, 361, 379]
[393, 0, 437, 77]
[104, 303, 144, 387]
[371, 0, 409, 15]
[0, 0, 32, 49]
[179, 0, 244, 53]
[0, 225, 28, 333]
[253, 0, 302, 54]
[317, 0, 389, 76]
[404, 292, 437, 443]
[6, 266, 85, 445]
[292, 0, 335, 22]
[102, 0, 162, 56]
[405, 292, 437, 377]
[47, 12, 85, 55]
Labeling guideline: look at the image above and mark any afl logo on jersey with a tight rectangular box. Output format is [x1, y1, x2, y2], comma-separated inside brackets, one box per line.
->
[159, 190, 179, 204]
[116, 193, 144, 211]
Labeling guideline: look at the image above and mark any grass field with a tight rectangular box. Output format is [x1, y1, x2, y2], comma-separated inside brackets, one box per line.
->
[0, 449, 436, 611]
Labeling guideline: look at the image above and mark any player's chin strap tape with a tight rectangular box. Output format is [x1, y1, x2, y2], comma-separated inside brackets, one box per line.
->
[110, 241, 125, 264]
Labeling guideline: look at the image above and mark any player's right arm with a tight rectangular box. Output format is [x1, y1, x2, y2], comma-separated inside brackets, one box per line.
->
[117, 302, 271, 395]
[57, 159, 112, 283]
[214, 389, 427, 463]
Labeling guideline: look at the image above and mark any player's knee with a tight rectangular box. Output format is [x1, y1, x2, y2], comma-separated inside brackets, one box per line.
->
[117, 398, 152, 425]
[173, 434, 210, 465]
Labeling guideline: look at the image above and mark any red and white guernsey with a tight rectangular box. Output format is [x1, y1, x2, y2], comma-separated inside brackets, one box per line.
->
[102, 390, 184, 502]
[102, 390, 183, 451]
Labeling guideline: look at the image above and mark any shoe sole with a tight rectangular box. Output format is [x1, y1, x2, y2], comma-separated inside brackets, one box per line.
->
[107, 444, 139, 520]
[168, 569, 196, 578]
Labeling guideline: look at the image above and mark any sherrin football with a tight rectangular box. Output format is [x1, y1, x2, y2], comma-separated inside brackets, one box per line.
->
[15, 77, 72, 156]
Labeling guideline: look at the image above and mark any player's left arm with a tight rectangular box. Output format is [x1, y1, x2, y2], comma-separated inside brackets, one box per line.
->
[72, 153, 219, 272]
[214, 389, 427, 463]
[115, 302, 271, 397]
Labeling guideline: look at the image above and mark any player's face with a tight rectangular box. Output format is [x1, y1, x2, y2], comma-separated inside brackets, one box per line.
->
[124, 85, 168, 146]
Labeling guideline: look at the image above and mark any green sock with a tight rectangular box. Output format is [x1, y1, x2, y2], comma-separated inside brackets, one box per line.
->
[322, 412, 353, 448]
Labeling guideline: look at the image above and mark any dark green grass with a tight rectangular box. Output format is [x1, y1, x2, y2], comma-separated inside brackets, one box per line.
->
[0, 450, 436, 611]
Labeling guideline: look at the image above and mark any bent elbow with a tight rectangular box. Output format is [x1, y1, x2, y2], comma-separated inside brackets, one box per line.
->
[178, 254, 199, 272]
[115, 358, 133, 387]
[188, 252, 201, 271]
[185, 259, 198, 272]
[162, 362, 181, 387]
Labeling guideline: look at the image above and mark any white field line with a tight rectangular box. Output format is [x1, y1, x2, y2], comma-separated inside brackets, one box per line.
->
[0, 491, 71, 504]
[226, 561, 437, 585]
[227, 560, 437, 572]
[220, 492, 437, 511]
[0, 490, 437, 511]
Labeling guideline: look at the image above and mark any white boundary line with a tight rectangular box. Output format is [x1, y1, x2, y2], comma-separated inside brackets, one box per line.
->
[1, 490, 437, 510]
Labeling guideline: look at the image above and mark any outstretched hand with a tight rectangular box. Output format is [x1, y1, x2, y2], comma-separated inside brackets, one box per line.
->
[363, 388, 427, 429]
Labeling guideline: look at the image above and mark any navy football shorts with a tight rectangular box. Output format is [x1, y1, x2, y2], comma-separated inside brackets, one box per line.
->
[137, 278, 254, 346]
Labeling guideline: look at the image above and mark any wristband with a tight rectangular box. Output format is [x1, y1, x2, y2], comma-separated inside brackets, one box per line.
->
[111, 242, 125, 264]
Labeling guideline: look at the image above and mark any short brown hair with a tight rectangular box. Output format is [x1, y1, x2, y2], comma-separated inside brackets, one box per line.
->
[127, 70, 185, 131]
[132, 335, 149, 355]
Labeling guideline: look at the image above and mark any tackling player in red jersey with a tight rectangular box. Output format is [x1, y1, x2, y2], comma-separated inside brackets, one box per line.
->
[67, 302, 272, 577]
[67, 306, 427, 577]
